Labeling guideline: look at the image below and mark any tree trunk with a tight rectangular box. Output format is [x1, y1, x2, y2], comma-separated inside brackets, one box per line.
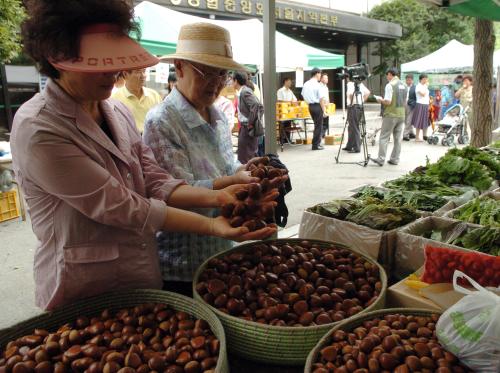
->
[471, 19, 495, 147]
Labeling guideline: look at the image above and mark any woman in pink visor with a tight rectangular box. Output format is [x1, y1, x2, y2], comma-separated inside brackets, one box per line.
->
[11, 0, 277, 310]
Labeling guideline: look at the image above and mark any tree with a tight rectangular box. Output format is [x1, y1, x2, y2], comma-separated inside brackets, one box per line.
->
[368, 0, 474, 74]
[0, 0, 26, 63]
[471, 20, 495, 147]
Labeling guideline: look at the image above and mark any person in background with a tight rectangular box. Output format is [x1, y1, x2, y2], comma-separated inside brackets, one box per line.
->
[455, 75, 473, 112]
[112, 68, 162, 133]
[439, 80, 453, 119]
[111, 72, 125, 95]
[320, 73, 330, 138]
[277, 77, 297, 102]
[344, 76, 370, 153]
[452, 75, 463, 105]
[371, 67, 407, 166]
[411, 74, 430, 142]
[215, 92, 236, 135]
[301, 67, 326, 150]
[277, 77, 297, 144]
[144, 23, 278, 294]
[233, 71, 263, 163]
[13, 1, 275, 310]
[160, 72, 178, 99]
[403, 73, 416, 141]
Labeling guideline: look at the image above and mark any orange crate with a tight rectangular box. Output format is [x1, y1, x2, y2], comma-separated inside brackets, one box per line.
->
[0, 190, 20, 222]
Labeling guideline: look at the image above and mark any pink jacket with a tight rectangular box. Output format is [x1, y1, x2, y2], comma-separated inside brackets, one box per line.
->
[11, 79, 185, 310]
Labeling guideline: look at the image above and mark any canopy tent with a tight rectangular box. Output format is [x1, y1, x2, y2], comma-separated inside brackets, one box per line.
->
[402, 39, 500, 73]
[421, 0, 500, 21]
[133, 1, 344, 71]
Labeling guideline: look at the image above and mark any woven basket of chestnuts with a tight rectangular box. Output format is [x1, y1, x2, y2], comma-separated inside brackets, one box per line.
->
[193, 239, 388, 366]
[305, 308, 473, 373]
[0, 289, 228, 373]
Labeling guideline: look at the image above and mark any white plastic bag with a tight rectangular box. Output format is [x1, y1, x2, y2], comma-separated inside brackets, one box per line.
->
[436, 271, 500, 372]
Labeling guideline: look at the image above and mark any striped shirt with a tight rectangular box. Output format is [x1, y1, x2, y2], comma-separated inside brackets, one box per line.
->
[143, 88, 240, 281]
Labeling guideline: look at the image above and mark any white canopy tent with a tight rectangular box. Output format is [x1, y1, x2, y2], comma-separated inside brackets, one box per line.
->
[402, 39, 500, 73]
[134, 1, 344, 72]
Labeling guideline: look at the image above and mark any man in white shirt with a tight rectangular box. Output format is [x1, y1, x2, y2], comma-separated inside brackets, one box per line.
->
[371, 67, 407, 166]
[320, 73, 330, 138]
[301, 68, 326, 150]
[277, 77, 297, 102]
[277, 77, 297, 144]
[343, 77, 370, 153]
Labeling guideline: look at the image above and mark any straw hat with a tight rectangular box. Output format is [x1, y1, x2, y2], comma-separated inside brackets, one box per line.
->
[160, 23, 247, 71]
[51, 23, 159, 73]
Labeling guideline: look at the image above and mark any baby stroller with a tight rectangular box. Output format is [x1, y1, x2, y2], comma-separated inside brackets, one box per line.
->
[427, 104, 469, 146]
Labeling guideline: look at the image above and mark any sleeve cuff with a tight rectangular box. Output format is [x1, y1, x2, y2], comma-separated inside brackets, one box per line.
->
[143, 198, 167, 233]
[193, 180, 214, 189]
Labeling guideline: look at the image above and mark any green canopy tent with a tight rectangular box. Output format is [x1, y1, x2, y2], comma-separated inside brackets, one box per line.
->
[133, 1, 344, 71]
[422, 0, 500, 20]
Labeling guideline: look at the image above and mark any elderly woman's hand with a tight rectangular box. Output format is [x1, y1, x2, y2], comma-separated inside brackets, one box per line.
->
[211, 216, 277, 242]
[231, 170, 260, 185]
[217, 183, 280, 207]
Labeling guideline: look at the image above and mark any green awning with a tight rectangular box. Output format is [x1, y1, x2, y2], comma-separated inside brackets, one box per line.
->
[449, 0, 500, 21]
[307, 54, 345, 70]
[138, 39, 177, 56]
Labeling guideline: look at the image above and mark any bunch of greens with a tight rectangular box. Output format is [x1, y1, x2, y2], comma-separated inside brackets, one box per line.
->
[310, 196, 418, 231]
[453, 196, 500, 227]
[448, 146, 500, 179]
[308, 199, 362, 220]
[451, 226, 500, 256]
[384, 190, 447, 212]
[383, 172, 462, 196]
[426, 155, 493, 192]
[354, 186, 447, 212]
[345, 198, 418, 231]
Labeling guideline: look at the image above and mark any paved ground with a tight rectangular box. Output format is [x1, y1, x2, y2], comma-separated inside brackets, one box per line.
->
[0, 109, 452, 329]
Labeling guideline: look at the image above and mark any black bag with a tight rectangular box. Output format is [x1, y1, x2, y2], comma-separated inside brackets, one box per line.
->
[266, 153, 292, 227]
[239, 86, 264, 137]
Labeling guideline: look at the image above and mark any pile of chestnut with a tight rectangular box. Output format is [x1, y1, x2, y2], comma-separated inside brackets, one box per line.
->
[0, 303, 219, 373]
[312, 313, 472, 373]
[196, 241, 383, 327]
[222, 156, 287, 231]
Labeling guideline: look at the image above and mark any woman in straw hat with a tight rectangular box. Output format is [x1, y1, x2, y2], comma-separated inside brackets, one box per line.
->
[144, 23, 280, 293]
[11, 0, 277, 310]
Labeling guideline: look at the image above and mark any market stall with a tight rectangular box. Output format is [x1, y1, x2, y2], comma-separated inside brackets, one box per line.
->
[1, 147, 499, 373]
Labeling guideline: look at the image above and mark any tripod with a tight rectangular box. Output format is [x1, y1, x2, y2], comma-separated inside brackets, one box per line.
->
[335, 80, 370, 167]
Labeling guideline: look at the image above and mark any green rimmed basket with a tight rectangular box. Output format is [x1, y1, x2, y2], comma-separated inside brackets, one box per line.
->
[304, 307, 441, 373]
[193, 239, 388, 366]
[0, 289, 229, 373]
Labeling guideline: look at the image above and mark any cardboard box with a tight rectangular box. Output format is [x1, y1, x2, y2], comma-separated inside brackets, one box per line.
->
[387, 275, 443, 311]
[304, 138, 312, 145]
[324, 135, 342, 145]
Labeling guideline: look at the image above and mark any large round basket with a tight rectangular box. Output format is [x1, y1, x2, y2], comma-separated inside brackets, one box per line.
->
[193, 238, 388, 366]
[304, 308, 441, 373]
[0, 289, 229, 373]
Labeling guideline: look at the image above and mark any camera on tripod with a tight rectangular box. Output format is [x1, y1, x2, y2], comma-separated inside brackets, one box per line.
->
[337, 62, 370, 82]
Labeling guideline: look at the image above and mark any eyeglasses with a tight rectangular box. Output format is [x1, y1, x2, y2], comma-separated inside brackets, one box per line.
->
[186, 62, 228, 82]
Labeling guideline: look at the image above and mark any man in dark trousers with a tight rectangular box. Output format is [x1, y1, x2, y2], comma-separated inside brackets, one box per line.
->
[301, 67, 326, 150]
[403, 73, 416, 141]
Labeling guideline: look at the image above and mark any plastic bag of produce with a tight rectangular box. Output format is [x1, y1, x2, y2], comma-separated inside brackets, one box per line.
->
[436, 270, 500, 372]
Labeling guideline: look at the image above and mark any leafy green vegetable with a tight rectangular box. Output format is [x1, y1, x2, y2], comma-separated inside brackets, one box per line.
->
[385, 190, 447, 212]
[383, 172, 462, 196]
[308, 200, 361, 220]
[310, 196, 418, 231]
[346, 201, 418, 231]
[451, 227, 500, 256]
[426, 155, 493, 192]
[448, 146, 500, 179]
[453, 196, 500, 227]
